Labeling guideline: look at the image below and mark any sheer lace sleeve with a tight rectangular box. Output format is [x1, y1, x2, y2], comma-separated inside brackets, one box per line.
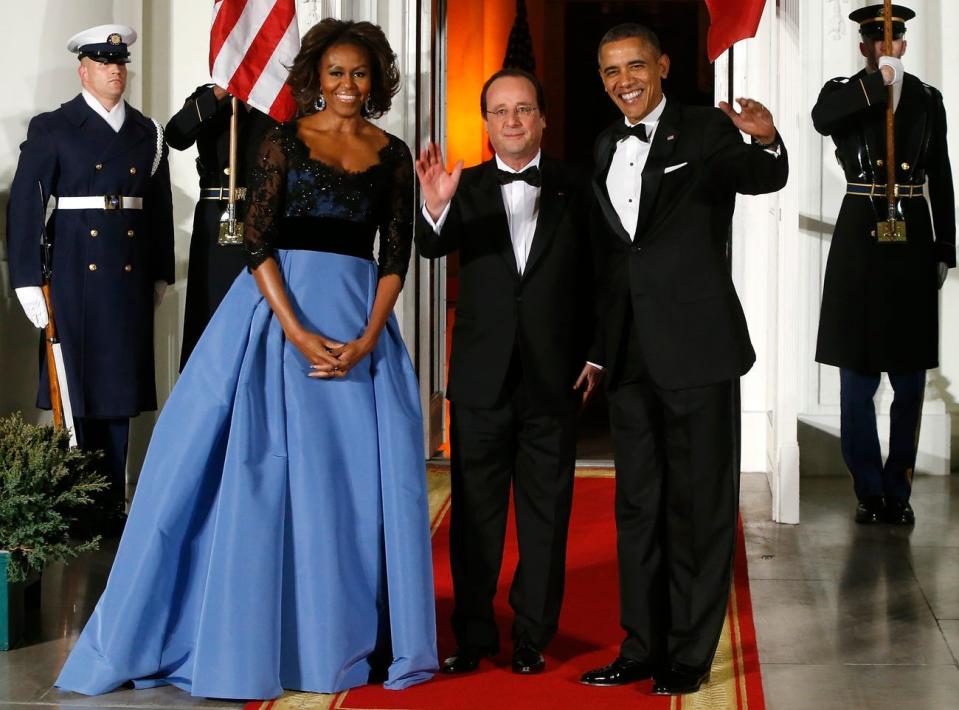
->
[376, 137, 414, 284]
[243, 125, 288, 270]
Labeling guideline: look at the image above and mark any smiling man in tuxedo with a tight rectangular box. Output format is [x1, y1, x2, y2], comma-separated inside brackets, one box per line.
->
[578, 23, 788, 695]
[415, 68, 598, 677]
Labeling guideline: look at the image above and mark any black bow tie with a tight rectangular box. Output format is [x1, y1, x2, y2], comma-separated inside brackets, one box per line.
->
[497, 166, 541, 187]
[614, 122, 649, 142]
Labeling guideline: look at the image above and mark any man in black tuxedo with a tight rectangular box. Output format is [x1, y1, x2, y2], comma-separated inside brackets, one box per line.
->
[578, 24, 788, 695]
[415, 69, 599, 676]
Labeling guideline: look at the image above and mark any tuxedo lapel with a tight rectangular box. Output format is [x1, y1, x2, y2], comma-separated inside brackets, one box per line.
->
[634, 101, 680, 240]
[592, 128, 631, 244]
[522, 157, 566, 281]
[473, 160, 519, 278]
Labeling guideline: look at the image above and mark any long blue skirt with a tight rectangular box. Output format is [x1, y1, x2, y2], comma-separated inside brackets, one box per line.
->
[56, 250, 438, 699]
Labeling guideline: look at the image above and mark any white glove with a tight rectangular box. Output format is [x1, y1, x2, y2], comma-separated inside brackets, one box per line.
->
[153, 281, 167, 309]
[15, 286, 49, 329]
[878, 56, 904, 85]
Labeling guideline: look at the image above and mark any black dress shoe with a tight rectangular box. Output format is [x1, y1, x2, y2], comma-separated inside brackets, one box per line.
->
[650, 666, 710, 695]
[440, 648, 490, 674]
[512, 643, 545, 674]
[855, 496, 886, 524]
[884, 499, 916, 525]
[580, 656, 654, 686]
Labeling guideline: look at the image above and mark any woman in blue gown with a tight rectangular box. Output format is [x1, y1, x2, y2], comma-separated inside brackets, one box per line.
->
[56, 19, 437, 700]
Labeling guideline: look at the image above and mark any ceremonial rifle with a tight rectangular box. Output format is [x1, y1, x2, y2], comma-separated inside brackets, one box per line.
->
[38, 182, 77, 446]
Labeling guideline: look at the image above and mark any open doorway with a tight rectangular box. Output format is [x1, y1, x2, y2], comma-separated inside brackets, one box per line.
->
[438, 0, 714, 461]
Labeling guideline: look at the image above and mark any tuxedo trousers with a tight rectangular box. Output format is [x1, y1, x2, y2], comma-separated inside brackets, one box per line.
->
[448, 355, 577, 652]
[609, 323, 740, 671]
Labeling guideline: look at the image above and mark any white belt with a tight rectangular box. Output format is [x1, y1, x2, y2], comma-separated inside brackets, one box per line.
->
[57, 195, 144, 210]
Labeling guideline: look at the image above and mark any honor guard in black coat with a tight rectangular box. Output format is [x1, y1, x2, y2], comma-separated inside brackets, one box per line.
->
[813, 5, 955, 526]
[166, 85, 275, 368]
[6, 25, 175, 514]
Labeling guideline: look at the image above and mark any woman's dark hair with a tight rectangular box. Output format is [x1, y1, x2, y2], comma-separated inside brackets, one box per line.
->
[479, 68, 546, 116]
[287, 18, 401, 119]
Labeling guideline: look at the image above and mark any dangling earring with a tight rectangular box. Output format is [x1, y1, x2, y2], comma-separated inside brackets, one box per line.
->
[364, 93, 374, 116]
[313, 93, 326, 112]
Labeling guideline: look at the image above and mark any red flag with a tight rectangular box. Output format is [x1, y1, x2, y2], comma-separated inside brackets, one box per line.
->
[209, 0, 300, 121]
[704, 0, 767, 62]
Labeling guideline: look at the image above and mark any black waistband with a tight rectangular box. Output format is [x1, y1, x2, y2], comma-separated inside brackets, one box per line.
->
[274, 217, 375, 261]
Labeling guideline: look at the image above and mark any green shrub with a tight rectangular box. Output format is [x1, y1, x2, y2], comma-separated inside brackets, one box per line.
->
[0, 413, 107, 582]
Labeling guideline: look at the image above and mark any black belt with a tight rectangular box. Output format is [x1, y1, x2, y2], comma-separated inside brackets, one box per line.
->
[275, 216, 375, 261]
[846, 182, 924, 198]
[200, 187, 246, 201]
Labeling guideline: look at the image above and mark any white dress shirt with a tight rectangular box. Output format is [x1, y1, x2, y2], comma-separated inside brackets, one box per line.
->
[495, 152, 541, 275]
[81, 89, 126, 133]
[422, 151, 542, 275]
[606, 96, 667, 240]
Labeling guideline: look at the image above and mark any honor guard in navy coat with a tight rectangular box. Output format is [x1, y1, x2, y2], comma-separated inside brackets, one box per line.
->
[166, 85, 275, 369]
[813, 5, 955, 526]
[6, 24, 175, 513]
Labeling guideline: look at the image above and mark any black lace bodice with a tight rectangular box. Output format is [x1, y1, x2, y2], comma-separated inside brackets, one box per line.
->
[243, 122, 414, 283]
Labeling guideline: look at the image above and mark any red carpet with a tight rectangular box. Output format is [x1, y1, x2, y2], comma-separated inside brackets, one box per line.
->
[332, 474, 766, 710]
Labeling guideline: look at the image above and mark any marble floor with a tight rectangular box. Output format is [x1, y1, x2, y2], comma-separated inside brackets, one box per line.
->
[1, 472, 957, 709]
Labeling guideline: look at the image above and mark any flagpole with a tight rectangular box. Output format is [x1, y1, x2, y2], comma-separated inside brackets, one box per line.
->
[878, 0, 904, 241]
[219, 96, 244, 245]
[728, 45, 734, 105]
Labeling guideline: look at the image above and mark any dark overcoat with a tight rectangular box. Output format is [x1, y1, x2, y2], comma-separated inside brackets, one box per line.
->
[6, 94, 175, 417]
[165, 85, 275, 368]
[813, 70, 955, 372]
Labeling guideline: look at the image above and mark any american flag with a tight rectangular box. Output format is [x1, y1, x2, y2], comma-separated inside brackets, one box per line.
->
[209, 0, 300, 121]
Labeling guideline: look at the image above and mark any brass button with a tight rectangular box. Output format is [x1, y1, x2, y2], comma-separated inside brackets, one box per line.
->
[876, 159, 884, 167]
[127, 229, 135, 237]
[124, 264, 133, 272]
[901, 162, 910, 170]
[88, 263, 97, 271]
[223, 167, 231, 176]
[95, 163, 103, 171]
[89, 229, 98, 237]
[870, 229, 877, 237]
[129, 166, 137, 175]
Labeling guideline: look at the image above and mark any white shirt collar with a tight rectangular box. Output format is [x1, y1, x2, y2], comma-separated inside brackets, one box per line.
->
[624, 95, 667, 131]
[81, 89, 126, 133]
[495, 150, 542, 174]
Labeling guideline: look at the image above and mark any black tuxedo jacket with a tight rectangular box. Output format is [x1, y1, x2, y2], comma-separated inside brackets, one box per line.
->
[591, 101, 789, 390]
[416, 156, 593, 411]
